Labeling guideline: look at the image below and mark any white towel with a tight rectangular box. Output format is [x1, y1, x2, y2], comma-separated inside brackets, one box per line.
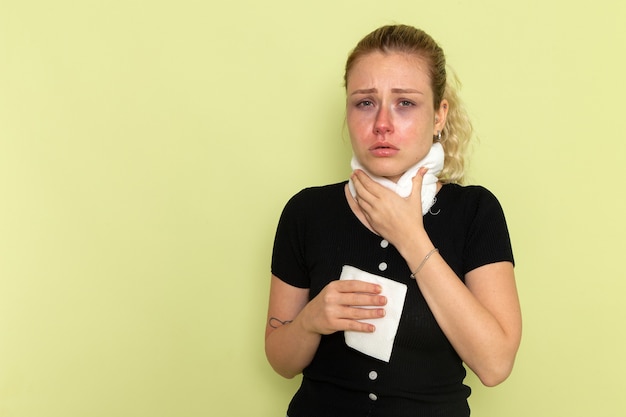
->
[348, 142, 444, 215]
[339, 265, 407, 362]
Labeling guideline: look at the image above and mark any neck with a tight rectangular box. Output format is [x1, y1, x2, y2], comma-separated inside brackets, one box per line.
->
[348, 142, 445, 215]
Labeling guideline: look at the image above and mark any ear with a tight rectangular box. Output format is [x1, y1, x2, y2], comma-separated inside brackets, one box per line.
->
[434, 99, 449, 134]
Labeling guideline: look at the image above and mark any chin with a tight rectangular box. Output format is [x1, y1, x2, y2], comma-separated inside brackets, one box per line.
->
[359, 158, 408, 182]
[371, 170, 403, 183]
[373, 164, 406, 178]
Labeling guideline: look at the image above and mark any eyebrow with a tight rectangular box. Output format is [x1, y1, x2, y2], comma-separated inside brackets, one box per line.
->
[350, 88, 424, 96]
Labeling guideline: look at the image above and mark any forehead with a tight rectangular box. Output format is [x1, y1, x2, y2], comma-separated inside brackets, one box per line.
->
[346, 51, 432, 91]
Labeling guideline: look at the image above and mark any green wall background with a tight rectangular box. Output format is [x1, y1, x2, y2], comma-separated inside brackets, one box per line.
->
[1, 1, 625, 416]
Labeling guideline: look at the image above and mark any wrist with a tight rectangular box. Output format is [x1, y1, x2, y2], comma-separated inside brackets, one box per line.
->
[395, 228, 431, 261]
[296, 304, 323, 338]
[410, 248, 439, 279]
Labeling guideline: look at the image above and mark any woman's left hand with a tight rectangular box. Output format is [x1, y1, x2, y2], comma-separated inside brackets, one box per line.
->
[352, 168, 522, 387]
[350, 168, 428, 249]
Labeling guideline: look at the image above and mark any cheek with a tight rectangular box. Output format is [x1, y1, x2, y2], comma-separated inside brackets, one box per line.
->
[398, 118, 432, 139]
[346, 112, 368, 138]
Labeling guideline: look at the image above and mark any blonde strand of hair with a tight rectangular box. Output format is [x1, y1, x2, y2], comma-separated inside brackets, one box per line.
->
[439, 68, 473, 184]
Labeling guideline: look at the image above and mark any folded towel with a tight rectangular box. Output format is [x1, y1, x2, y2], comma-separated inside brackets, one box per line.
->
[348, 142, 444, 215]
[339, 265, 407, 362]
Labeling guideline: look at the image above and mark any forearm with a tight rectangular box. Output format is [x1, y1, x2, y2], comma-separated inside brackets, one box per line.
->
[398, 232, 521, 386]
[417, 264, 519, 385]
[265, 274, 387, 379]
[265, 311, 322, 379]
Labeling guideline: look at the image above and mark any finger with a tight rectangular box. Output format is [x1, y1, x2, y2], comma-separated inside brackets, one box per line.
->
[343, 306, 386, 321]
[350, 170, 375, 203]
[343, 292, 387, 307]
[351, 169, 389, 202]
[335, 279, 383, 295]
[340, 318, 377, 333]
[410, 167, 428, 202]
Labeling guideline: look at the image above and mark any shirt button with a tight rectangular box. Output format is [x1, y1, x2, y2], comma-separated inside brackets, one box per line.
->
[369, 393, 378, 401]
[369, 370, 378, 380]
[378, 262, 387, 271]
[380, 239, 389, 248]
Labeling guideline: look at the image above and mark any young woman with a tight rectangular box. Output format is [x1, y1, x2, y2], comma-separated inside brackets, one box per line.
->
[265, 24, 522, 417]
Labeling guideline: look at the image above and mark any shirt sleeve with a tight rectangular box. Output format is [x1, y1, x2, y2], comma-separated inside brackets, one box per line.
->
[463, 187, 515, 274]
[270, 190, 311, 288]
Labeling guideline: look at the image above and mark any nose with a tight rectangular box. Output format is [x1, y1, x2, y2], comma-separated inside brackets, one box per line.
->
[373, 107, 393, 135]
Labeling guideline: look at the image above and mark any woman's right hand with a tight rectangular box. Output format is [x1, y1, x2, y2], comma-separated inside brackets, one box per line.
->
[265, 275, 386, 378]
[300, 279, 387, 335]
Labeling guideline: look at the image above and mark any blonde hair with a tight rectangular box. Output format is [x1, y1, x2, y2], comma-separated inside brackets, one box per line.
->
[344, 24, 473, 184]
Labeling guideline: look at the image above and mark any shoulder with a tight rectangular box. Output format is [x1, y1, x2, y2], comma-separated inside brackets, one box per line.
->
[431, 183, 509, 236]
[433, 183, 514, 271]
[441, 183, 499, 201]
[438, 183, 504, 213]
[283, 181, 347, 210]
[276, 181, 348, 228]
[291, 181, 347, 198]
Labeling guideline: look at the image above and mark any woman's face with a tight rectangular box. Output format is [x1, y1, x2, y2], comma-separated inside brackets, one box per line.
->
[346, 51, 447, 182]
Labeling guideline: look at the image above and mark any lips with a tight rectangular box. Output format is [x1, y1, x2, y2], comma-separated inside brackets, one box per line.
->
[369, 142, 398, 151]
[369, 142, 399, 157]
